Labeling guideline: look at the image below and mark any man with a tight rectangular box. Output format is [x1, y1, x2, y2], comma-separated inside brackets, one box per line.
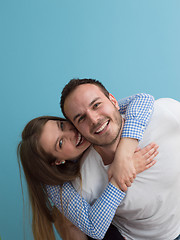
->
[61, 79, 154, 191]
[47, 83, 156, 239]
[60, 78, 180, 240]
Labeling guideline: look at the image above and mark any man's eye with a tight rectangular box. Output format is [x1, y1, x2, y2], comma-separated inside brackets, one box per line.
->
[94, 103, 100, 108]
[59, 139, 63, 148]
[78, 116, 85, 123]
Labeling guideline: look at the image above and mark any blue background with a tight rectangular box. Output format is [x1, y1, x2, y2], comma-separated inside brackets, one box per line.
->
[0, 1, 180, 239]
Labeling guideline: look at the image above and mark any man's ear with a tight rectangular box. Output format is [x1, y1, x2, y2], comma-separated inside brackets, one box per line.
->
[109, 93, 120, 110]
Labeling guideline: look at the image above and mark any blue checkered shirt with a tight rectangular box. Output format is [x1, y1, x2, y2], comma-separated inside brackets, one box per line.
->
[119, 93, 154, 140]
[46, 182, 124, 239]
[46, 93, 154, 239]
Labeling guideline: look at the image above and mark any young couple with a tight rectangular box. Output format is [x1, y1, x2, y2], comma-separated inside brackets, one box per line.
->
[18, 79, 180, 240]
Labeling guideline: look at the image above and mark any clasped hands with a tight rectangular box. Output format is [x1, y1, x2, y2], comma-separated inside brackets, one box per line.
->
[108, 140, 159, 192]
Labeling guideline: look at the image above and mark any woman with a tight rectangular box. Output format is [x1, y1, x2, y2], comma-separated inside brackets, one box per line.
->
[17, 94, 158, 240]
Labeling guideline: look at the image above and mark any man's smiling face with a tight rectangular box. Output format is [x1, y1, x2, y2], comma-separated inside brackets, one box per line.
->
[64, 84, 122, 146]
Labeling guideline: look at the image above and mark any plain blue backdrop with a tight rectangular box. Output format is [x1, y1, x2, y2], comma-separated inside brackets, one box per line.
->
[0, 1, 180, 239]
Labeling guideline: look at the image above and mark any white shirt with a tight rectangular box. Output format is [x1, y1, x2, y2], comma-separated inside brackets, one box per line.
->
[72, 98, 180, 240]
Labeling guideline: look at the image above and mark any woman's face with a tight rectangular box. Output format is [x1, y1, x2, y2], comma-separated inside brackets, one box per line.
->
[39, 120, 91, 164]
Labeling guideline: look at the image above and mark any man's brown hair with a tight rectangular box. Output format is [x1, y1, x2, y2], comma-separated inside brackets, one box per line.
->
[60, 78, 109, 118]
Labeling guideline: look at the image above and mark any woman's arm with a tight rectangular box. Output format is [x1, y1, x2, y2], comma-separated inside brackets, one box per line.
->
[108, 93, 155, 192]
[119, 93, 154, 140]
[47, 182, 125, 239]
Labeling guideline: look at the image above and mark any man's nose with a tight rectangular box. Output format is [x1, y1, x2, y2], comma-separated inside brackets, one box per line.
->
[86, 110, 99, 125]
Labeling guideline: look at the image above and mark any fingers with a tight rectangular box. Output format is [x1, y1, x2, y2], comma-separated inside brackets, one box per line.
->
[139, 142, 158, 155]
[144, 144, 159, 159]
[119, 175, 135, 191]
[133, 172, 136, 179]
[145, 160, 157, 169]
[121, 184, 128, 192]
[144, 148, 155, 159]
[125, 181, 132, 187]
[129, 177, 134, 183]
[121, 181, 132, 191]
[143, 145, 159, 160]
[145, 149, 159, 169]
[112, 178, 134, 192]
[146, 149, 158, 163]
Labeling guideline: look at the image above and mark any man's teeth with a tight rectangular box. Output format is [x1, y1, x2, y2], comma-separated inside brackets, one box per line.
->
[76, 133, 82, 146]
[95, 121, 108, 133]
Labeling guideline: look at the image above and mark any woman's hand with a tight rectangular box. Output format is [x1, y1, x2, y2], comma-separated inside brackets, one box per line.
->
[109, 142, 159, 192]
[133, 142, 159, 174]
[108, 138, 138, 192]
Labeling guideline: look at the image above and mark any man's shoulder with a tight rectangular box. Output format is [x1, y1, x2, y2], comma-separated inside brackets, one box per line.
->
[140, 98, 180, 146]
[154, 98, 180, 120]
[155, 98, 180, 108]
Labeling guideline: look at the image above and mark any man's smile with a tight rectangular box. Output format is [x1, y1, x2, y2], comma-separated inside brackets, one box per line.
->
[94, 120, 110, 135]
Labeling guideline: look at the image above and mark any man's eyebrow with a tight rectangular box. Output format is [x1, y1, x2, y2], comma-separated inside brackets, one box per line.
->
[73, 97, 100, 122]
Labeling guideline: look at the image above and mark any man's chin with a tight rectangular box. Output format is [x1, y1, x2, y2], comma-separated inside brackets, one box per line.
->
[90, 134, 120, 147]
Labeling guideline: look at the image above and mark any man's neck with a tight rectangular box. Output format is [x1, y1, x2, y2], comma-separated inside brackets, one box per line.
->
[94, 117, 124, 165]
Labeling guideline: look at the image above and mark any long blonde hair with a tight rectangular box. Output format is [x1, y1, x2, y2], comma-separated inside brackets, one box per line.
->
[17, 116, 82, 240]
